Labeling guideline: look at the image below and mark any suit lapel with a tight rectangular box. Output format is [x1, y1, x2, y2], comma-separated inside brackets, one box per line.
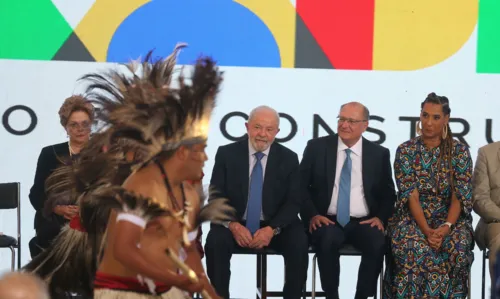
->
[327, 136, 339, 201]
[262, 144, 279, 213]
[361, 137, 371, 193]
[240, 139, 250, 206]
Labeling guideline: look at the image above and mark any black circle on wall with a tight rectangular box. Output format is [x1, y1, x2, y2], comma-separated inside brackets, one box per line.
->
[2, 105, 38, 135]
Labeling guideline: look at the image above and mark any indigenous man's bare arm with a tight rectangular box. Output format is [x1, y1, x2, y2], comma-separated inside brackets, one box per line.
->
[97, 166, 201, 292]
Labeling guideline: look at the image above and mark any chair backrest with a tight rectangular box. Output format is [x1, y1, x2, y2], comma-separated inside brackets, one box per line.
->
[0, 182, 20, 209]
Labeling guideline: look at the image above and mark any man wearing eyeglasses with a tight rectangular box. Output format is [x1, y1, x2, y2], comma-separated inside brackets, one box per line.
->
[300, 102, 396, 299]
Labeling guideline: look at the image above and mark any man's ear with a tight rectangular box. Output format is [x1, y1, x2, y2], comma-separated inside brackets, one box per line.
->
[176, 145, 190, 160]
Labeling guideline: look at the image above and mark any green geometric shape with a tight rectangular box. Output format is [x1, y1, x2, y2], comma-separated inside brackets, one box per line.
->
[477, 0, 500, 74]
[0, 0, 73, 60]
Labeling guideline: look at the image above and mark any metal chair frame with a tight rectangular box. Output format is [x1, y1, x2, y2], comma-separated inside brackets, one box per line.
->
[0, 182, 21, 270]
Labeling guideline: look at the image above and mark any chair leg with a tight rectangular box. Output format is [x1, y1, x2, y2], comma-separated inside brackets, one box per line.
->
[17, 240, 21, 269]
[379, 258, 385, 299]
[261, 254, 268, 299]
[482, 250, 487, 299]
[257, 254, 262, 299]
[9, 247, 15, 271]
[468, 271, 472, 299]
[312, 254, 317, 299]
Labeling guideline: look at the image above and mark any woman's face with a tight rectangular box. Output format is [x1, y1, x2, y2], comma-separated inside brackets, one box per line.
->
[66, 111, 91, 144]
[420, 102, 449, 139]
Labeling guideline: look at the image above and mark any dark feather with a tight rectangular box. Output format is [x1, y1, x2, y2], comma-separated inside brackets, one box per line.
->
[80, 44, 223, 159]
[195, 186, 235, 227]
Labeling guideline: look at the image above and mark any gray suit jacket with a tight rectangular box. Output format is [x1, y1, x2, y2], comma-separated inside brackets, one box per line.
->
[473, 142, 500, 250]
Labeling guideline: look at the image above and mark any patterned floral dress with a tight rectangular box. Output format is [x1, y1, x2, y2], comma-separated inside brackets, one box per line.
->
[383, 137, 474, 299]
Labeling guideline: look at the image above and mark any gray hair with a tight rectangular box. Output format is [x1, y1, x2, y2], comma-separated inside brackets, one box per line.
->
[340, 102, 370, 120]
[248, 105, 280, 127]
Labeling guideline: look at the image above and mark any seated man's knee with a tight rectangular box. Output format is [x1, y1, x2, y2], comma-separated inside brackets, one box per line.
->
[205, 226, 233, 253]
[313, 226, 344, 254]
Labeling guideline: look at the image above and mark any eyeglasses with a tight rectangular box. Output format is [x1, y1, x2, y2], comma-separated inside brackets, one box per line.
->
[67, 121, 91, 131]
[337, 116, 367, 125]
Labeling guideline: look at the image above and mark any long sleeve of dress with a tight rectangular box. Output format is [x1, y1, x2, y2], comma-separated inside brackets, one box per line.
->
[393, 144, 417, 213]
[452, 142, 473, 215]
[29, 147, 52, 211]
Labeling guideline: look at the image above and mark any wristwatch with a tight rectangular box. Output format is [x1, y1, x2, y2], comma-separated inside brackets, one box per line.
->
[223, 221, 231, 228]
[273, 227, 281, 236]
[442, 222, 454, 230]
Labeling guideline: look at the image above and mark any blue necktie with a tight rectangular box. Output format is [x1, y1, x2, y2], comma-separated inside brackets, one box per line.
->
[246, 152, 264, 234]
[337, 149, 352, 227]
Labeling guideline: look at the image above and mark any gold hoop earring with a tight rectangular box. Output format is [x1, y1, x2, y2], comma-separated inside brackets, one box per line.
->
[416, 121, 422, 136]
[442, 125, 448, 139]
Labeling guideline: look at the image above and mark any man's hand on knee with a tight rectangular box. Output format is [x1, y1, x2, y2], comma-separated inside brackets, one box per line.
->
[229, 222, 253, 247]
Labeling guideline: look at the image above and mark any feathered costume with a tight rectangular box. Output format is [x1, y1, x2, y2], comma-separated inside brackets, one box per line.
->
[24, 44, 231, 299]
[77, 44, 231, 298]
[23, 129, 150, 299]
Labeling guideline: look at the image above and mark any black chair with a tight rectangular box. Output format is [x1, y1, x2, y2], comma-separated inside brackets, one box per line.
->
[482, 249, 490, 299]
[310, 244, 383, 299]
[233, 246, 321, 299]
[0, 182, 21, 270]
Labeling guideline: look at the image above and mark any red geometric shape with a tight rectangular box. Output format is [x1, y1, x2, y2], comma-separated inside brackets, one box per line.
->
[296, 0, 375, 70]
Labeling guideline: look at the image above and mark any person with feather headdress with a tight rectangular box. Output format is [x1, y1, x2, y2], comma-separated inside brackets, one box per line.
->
[23, 128, 151, 299]
[80, 44, 233, 299]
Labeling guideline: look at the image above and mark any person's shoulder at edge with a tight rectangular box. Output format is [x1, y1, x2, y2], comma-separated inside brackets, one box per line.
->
[477, 140, 500, 153]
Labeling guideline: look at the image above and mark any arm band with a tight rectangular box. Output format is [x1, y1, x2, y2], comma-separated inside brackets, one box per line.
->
[116, 213, 147, 229]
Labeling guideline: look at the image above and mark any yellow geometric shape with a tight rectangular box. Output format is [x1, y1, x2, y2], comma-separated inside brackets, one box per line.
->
[373, 0, 478, 71]
[234, 0, 296, 68]
[75, 0, 151, 62]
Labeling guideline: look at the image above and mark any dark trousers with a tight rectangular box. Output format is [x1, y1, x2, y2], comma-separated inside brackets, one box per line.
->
[311, 216, 385, 299]
[205, 220, 309, 299]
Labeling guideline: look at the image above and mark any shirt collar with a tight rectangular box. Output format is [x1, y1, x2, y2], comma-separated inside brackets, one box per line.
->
[337, 136, 362, 156]
[248, 139, 271, 157]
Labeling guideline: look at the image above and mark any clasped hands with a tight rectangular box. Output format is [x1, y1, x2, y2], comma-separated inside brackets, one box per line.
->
[424, 225, 450, 250]
[229, 222, 273, 249]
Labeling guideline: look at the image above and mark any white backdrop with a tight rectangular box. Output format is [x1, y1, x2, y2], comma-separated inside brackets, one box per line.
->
[0, 25, 499, 298]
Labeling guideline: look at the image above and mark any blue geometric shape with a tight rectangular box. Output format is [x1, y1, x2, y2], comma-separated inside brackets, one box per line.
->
[107, 0, 281, 68]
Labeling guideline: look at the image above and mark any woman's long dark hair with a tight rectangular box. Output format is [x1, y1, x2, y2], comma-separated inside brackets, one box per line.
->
[421, 92, 454, 191]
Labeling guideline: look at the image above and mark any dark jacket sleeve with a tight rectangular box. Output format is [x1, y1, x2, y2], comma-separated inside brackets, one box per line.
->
[209, 146, 227, 200]
[375, 148, 397, 225]
[300, 139, 319, 222]
[269, 152, 301, 229]
[29, 147, 52, 211]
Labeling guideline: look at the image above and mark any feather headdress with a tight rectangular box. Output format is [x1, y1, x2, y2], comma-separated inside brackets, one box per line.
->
[81, 43, 223, 161]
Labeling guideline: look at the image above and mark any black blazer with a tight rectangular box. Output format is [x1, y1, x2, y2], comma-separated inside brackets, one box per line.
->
[210, 138, 301, 229]
[300, 135, 396, 227]
[29, 142, 70, 239]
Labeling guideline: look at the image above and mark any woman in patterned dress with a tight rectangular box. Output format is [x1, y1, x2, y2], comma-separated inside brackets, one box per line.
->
[383, 93, 474, 298]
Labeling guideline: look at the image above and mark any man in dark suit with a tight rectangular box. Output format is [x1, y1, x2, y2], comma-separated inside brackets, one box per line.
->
[300, 102, 396, 299]
[205, 105, 309, 299]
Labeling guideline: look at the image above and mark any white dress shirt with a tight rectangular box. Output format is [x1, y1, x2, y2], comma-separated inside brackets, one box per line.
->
[242, 140, 270, 220]
[327, 137, 369, 217]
